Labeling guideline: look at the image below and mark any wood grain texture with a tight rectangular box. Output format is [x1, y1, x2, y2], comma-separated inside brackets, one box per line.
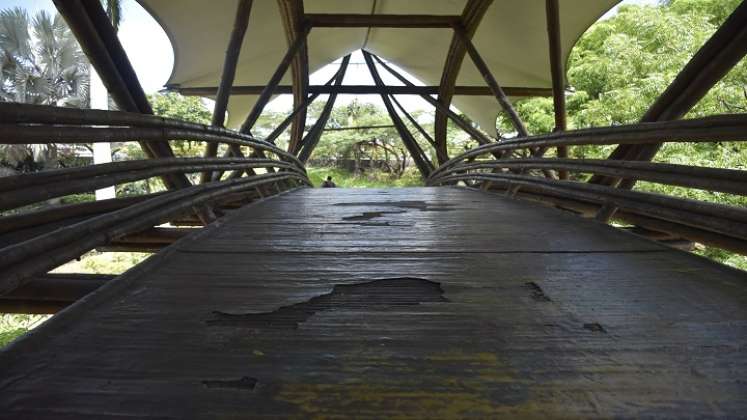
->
[1, 187, 746, 418]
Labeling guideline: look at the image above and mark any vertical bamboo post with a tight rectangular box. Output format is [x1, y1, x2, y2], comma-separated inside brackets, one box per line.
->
[545, 0, 568, 180]
[201, 0, 254, 184]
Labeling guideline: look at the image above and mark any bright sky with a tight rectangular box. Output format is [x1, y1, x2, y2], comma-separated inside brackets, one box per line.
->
[1, 0, 658, 112]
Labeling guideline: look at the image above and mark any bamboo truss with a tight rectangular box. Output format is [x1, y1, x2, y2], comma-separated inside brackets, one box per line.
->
[3, 0, 746, 315]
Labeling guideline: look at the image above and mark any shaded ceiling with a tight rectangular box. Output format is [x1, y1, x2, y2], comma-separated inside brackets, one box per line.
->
[138, 0, 619, 135]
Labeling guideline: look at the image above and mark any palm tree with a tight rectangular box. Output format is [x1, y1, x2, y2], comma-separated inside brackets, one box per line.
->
[0, 8, 89, 106]
[105, 0, 122, 32]
[0, 7, 89, 172]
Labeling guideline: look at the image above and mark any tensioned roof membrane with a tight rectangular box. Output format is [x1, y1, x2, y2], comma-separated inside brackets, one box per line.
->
[138, 0, 619, 136]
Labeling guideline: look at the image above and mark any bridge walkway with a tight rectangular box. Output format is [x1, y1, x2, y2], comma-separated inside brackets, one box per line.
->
[1, 187, 746, 418]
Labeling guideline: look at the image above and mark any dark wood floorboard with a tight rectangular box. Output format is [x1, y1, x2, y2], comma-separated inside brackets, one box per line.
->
[1, 187, 745, 419]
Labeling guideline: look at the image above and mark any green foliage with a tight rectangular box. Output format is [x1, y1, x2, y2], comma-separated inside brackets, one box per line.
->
[0, 7, 89, 106]
[307, 167, 423, 188]
[148, 92, 212, 157]
[496, 0, 747, 270]
[0, 328, 26, 347]
[149, 92, 212, 124]
[696, 245, 747, 271]
[54, 251, 152, 275]
[0, 314, 49, 348]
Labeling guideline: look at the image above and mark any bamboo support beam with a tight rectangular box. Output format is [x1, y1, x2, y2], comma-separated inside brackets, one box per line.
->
[266, 59, 344, 148]
[504, 188, 747, 256]
[434, 0, 494, 164]
[428, 113, 747, 179]
[100, 227, 195, 252]
[432, 172, 747, 242]
[0, 195, 158, 236]
[298, 55, 351, 162]
[593, 1, 747, 221]
[369, 54, 496, 147]
[390, 94, 442, 156]
[0, 158, 302, 212]
[0, 173, 308, 295]
[545, 0, 568, 179]
[173, 84, 552, 97]
[431, 158, 747, 196]
[363, 51, 434, 177]
[323, 124, 394, 131]
[304, 13, 461, 28]
[52, 0, 189, 191]
[201, 0, 254, 184]
[0, 273, 112, 314]
[239, 25, 311, 134]
[278, 0, 309, 155]
[454, 25, 528, 137]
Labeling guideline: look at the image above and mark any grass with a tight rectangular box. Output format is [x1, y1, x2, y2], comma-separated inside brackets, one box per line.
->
[306, 166, 424, 188]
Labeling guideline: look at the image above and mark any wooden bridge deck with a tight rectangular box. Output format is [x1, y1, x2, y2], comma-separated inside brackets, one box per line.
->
[2, 187, 746, 418]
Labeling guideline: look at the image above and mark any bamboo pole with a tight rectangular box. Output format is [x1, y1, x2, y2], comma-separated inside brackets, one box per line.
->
[239, 25, 311, 134]
[0, 121, 304, 168]
[454, 25, 528, 137]
[298, 54, 351, 162]
[432, 172, 747, 239]
[304, 13, 461, 28]
[369, 53, 496, 147]
[435, 0, 494, 164]
[428, 113, 747, 179]
[278, 0, 309, 156]
[0, 159, 301, 212]
[173, 84, 553, 97]
[52, 0, 189, 192]
[389, 94, 443, 159]
[430, 158, 747, 196]
[592, 1, 747, 222]
[201, 0, 254, 184]
[0, 173, 308, 295]
[362, 51, 434, 177]
[545, 0, 568, 179]
[264, 65, 342, 146]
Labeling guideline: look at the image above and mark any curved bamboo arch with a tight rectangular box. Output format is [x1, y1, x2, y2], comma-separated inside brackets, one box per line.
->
[433, 0, 493, 165]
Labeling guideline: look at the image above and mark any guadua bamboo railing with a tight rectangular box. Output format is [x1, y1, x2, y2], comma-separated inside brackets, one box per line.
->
[427, 114, 747, 256]
[0, 102, 310, 306]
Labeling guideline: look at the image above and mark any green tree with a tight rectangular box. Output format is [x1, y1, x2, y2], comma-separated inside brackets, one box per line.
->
[146, 92, 212, 157]
[497, 0, 746, 163]
[495, 0, 746, 269]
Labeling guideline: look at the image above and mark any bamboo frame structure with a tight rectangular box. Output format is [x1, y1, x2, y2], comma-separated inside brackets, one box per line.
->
[0, 101, 309, 301]
[297, 55, 351, 162]
[362, 51, 434, 177]
[545, 0, 568, 179]
[427, 112, 747, 254]
[201, 0, 254, 184]
[592, 1, 747, 221]
[173, 85, 553, 97]
[454, 25, 528, 137]
[239, 25, 311, 135]
[278, 0, 309, 155]
[2, 0, 746, 318]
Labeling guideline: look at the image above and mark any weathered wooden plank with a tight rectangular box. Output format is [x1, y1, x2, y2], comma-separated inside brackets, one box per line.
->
[1, 187, 746, 418]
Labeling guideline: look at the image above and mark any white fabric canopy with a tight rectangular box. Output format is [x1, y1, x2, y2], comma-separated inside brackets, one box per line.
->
[138, 0, 619, 135]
